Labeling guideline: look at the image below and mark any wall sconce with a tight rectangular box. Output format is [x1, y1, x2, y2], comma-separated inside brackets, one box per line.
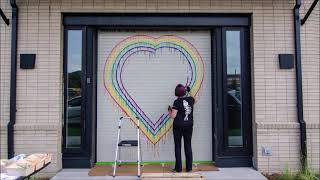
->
[279, 54, 294, 69]
[20, 54, 36, 69]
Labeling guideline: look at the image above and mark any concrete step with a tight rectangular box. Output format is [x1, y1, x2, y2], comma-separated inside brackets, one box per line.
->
[51, 168, 267, 180]
[141, 172, 205, 180]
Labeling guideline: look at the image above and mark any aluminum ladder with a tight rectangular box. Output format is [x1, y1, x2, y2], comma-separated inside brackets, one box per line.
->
[113, 116, 141, 178]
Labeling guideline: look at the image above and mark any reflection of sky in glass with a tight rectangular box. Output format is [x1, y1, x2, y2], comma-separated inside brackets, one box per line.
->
[226, 31, 241, 75]
[226, 30, 243, 147]
[67, 30, 82, 73]
[66, 30, 82, 148]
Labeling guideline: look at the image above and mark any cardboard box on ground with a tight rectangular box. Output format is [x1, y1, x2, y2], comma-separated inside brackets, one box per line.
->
[1, 153, 52, 177]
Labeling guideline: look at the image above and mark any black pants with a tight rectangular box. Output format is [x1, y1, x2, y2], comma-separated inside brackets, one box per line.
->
[173, 124, 193, 172]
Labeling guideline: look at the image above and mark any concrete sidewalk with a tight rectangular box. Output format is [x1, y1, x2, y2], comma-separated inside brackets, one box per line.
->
[51, 168, 267, 180]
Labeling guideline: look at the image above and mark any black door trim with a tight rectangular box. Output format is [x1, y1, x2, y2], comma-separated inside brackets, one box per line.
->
[62, 26, 95, 168]
[63, 13, 251, 27]
[214, 27, 253, 167]
[86, 27, 98, 166]
[62, 13, 252, 168]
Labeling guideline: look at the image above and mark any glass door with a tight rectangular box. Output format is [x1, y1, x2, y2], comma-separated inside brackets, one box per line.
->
[225, 30, 244, 148]
[64, 29, 84, 150]
[63, 27, 95, 168]
[214, 27, 252, 167]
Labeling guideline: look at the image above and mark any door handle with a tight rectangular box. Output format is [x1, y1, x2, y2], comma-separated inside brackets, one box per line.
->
[86, 77, 91, 84]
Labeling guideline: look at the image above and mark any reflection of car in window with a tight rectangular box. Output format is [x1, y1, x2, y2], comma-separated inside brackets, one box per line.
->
[68, 96, 81, 107]
[68, 89, 79, 100]
[67, 96, 81, 125]
[66, 96, 81, 147]
[227, 90, 241, 107]
[227, 91, 241, 137]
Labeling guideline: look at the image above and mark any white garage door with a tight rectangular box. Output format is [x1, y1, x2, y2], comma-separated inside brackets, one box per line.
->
[97, 30, 212, 162]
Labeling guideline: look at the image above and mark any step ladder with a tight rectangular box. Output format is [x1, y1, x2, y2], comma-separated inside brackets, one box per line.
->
[113, 116, 141, 178]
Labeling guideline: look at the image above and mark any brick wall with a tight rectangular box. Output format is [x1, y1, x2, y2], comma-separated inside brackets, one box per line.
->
[301, 0, 320, 172]
[0, 0, 11, 159]
[0, 0, 319, 174]
[14, 125, 61, 173]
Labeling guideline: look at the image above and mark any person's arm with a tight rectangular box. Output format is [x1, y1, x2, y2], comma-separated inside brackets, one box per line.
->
[169, 108, 178, 119]
[168, 100, 178, 119]
[186, 86, 196, 104]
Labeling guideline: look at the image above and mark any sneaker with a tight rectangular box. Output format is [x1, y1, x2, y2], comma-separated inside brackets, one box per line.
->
[186, 169, 192, 172]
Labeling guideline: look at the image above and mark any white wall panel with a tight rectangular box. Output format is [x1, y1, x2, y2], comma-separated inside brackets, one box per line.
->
[97, 30, 212, 162]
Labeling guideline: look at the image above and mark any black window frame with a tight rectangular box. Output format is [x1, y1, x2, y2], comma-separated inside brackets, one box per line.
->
[63, 26, 93, 167]
[214, 27, 253, 166]
[223, 27, 252, 154]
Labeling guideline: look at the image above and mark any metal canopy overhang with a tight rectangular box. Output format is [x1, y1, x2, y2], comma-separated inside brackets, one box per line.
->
[63, 13, 251, 27]
[301, 0, 319, 25]
[0, 8, 10, 25]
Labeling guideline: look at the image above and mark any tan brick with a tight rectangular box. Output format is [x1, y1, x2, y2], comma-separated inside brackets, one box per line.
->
[0, 0, 319, 175]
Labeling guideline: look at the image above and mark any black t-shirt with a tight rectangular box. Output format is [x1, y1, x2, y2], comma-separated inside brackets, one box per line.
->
[172, 96, 195, 126]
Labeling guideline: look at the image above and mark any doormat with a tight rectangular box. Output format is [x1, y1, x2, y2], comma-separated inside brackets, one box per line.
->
[88, 163, 218, 176]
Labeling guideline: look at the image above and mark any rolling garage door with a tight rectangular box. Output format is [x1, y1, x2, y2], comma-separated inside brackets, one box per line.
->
[97, 30, 212, 162]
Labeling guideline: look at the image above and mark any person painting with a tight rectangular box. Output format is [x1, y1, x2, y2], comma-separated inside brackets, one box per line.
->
[168, 84, 195, 173]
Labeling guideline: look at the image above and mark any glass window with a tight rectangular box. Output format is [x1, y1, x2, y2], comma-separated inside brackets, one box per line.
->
[66, 30, 83, 148]
[226, 30, 243, 147]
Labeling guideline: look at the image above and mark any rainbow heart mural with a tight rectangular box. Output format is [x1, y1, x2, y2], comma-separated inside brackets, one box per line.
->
[103, 34, 204, 144]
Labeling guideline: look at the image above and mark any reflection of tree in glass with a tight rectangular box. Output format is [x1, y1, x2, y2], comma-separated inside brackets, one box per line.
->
[68, 70, 82, 99]
[231, 77, 237, 90]
[68, 70, 81, 88]
[234, 89, 241, 101]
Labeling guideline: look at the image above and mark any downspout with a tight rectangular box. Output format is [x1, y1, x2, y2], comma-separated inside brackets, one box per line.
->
[7, 0, 18, 159]
[293, 0, 307, 168]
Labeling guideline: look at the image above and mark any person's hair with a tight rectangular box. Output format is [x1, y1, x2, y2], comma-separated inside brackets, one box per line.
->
[175, 84, 186, 97]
